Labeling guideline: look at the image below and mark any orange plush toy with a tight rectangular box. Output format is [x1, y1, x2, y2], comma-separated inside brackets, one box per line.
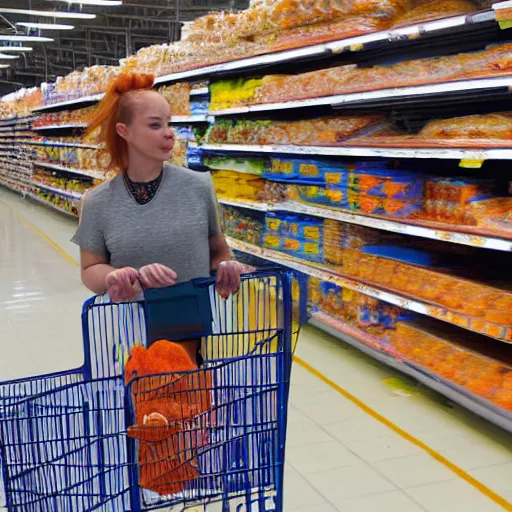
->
[124, 340, 212, 496]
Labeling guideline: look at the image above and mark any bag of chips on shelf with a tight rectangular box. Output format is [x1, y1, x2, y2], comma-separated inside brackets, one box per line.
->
[420, 112, 512, 140]
[210, 78, 264, 110]
[159, 83, 192, 116]
[392, 0, 477, 27]
[387, 319, 512, 409]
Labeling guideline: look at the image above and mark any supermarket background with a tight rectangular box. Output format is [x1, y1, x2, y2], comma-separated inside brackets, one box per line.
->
[2, 0, 512, 510]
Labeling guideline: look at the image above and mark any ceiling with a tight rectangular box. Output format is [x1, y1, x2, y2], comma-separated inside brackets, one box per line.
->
[0, 0, 248, 94]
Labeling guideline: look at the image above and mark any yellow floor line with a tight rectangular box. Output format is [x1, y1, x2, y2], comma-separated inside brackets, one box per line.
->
[2, 198, 79, 266]
[294, 356, 512, 511]
[8, 200, 511, 511]
[20, 217, 79, 267]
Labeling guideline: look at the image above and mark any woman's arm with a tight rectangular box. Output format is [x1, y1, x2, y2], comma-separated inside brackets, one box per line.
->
[81, 249, 141, 301]
[210, 232, 253, 298]
[209, 232, 234, 272]
[80, 248, 115, 295]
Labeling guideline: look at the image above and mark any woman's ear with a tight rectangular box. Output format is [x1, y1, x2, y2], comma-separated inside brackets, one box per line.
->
[116, 122, 128, 139]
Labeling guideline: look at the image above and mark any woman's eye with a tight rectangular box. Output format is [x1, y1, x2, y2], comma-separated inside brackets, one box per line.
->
[150, 123, 161, 129]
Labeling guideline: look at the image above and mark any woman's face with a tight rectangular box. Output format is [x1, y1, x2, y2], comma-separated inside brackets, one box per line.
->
[117, 91, 175, 164]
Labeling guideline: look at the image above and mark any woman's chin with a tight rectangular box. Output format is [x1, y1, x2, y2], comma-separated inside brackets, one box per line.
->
[160, 150, 173, 161]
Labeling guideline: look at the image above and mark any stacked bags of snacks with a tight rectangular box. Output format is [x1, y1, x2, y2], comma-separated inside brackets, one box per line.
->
[387, 320, 512, 409]
[210, 41, 512, 108]
[221, 205, 265, 245]
[125, 0, 477, 77]
[264, 212, 324, 262]
[322, 222, 512, 331]
[205, 116, 383, 145]
[159, 83, 192, 116]
[309, 277, 405, 334]
[211, 170, 266, 200]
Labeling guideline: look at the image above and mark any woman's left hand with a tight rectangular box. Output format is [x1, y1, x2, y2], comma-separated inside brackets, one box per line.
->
[139, 263, 178, 289]
[216, 260, 252, 299]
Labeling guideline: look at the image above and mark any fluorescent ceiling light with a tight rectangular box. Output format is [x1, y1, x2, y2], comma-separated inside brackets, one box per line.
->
[0, 8, 96, 19]
[0, 65, 10, 69]
[0, 36, 54, 42]
[17, 22, 74, 30]
[0, 53, 19, 59]
[0, 47, 33, 52]
[51, 0, 122, 5]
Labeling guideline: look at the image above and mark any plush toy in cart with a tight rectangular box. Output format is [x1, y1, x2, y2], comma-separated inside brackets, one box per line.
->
[124, 340, 212, 495]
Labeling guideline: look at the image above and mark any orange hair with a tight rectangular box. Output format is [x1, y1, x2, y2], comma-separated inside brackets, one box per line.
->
[86, 72, 155, 172]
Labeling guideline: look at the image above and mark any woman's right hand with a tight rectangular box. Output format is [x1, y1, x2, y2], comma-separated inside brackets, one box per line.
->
[105, 267, 141, 302]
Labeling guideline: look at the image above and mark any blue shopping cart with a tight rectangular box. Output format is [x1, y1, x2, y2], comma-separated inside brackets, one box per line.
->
[0, 269, 306, 512]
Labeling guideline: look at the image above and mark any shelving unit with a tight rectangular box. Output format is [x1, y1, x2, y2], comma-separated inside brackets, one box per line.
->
[33, 161, 104, 180]
[226, 236, 511, 342]
[32, 123, 88, 132]
[28, 141, 98, 150]
[170, 115, 211, 124]
[31, 182, 83, 201]
[200, 142, 512, 162]
[152, 6, 502, 86]
[310, 311, 512, 434]
[218, 198, 512, 251]
[209, 77, 512, 117]
[32, 94, 105, 114]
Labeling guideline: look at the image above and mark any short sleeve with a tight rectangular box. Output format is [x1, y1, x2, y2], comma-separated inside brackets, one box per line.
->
[71, 189, 108, 255]
[205, 172, 221, 237]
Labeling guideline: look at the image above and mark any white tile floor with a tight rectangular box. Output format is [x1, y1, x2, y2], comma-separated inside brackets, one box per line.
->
[1, 186, 512, 511]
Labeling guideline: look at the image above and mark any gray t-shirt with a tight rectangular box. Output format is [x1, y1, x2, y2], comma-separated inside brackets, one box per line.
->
[72, 164, 221, 283]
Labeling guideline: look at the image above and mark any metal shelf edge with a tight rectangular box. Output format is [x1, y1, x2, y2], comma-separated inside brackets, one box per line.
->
[200, 143, 512, 161]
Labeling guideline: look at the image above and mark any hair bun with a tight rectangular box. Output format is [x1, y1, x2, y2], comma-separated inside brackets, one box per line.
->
[111, 72, 154, 95]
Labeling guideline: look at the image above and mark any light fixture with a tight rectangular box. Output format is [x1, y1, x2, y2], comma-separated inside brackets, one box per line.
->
[50, 0, 123, 5]
[0, 53, 19, 59]
[17, 22, 74, 30]
[0, 8, 96, 20]
[0, 47, 33, 53]
[0, 36, 54, 42]
[0, 65, 10, 69]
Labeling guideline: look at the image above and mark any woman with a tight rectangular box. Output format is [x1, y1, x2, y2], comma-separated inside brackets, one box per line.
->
[72, 72, 247, 364]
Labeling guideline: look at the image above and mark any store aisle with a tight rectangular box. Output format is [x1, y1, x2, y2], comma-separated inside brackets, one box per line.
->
[1, 187, 512, 512]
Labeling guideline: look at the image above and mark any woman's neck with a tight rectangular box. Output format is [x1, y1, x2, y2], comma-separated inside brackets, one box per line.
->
[125, 153, 163, 183]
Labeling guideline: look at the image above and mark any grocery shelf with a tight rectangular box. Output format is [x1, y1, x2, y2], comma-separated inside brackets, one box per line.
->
[33, 160, 104, 180]
[218, 198, 512, 251]
[0, 155, 32, 164]
[31, 181, 83, 201]
[218, 197, 270, 212]
[210, 76, 512, 117]
[32, 123, 88, 132]
[0, 133, 32, 139]
[310, 311, 512, 434]
[226, 236, 512, 342]
[0, 166, 31, 179]
[26, 192, 78, 218]
[153, 9, 498, 86]
[169, 115, 211, 124]
[0, 115, 34, 127]
[28, 140, 98, 150]
[33, 94, 105, 113]
[200, 142, 512, 161]
[190, 87, 209, 96]
[0, 176, 29, 193]
[0, 126, 30, 133]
